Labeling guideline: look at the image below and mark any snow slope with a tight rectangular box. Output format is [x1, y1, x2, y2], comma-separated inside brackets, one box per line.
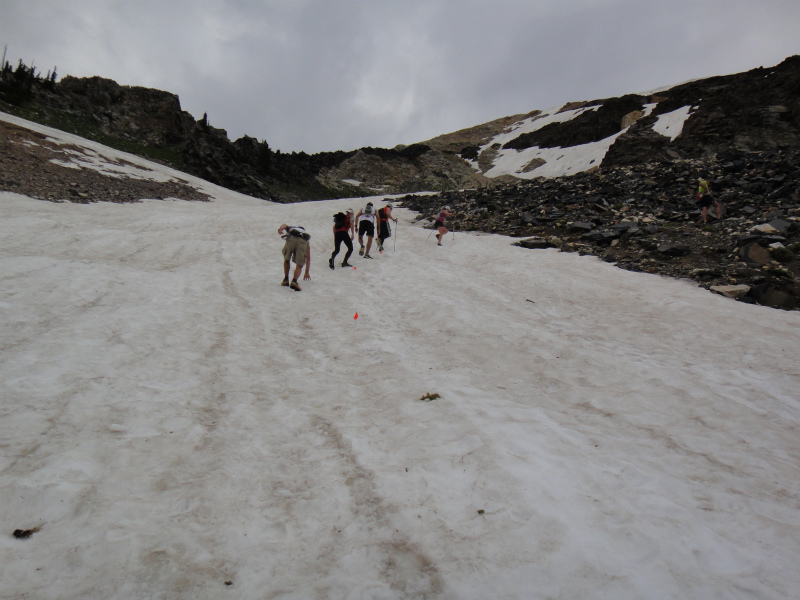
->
[2, 117, 800, 599]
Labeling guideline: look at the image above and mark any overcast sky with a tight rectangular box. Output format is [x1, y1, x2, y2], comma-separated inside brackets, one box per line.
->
[2, 0, 799, 153]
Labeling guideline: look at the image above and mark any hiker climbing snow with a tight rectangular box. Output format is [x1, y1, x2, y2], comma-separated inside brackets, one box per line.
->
[356, 202, 378, 258]
[330, 209, 355, 269]
[278, 223, 311, 291]
[433, 206, 456, 246]
[377, 203, 398, 252]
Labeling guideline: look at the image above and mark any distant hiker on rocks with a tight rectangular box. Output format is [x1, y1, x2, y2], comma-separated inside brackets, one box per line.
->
[376, 203, 398, 252]
[696, 178, 722, 223]
[433, 206, 456, 246]
[356, 201, 378, 258]
[329, 209, 355, 269]
[278, 224, 311, 291]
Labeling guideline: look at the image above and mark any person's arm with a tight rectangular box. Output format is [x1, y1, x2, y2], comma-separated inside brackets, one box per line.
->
[304, 243, 311, 280]
[354, 211, 362, 236]
[278, 223, 289, 235]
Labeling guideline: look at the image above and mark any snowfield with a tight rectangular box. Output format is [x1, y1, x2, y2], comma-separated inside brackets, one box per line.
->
[2, 116, 800, 599]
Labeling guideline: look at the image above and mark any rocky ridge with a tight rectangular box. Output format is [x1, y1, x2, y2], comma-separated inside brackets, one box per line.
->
[3, 55, 799, 201]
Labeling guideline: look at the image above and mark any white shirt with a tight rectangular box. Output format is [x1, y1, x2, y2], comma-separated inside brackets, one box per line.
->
[358, 208, 376, 225]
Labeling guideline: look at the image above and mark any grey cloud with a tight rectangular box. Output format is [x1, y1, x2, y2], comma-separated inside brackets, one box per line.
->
[1, 0, 799, 153]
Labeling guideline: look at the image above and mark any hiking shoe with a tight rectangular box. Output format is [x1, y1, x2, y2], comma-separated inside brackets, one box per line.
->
[290, 280, 301, 291]
[359, 246, 365, 256]
[364, 254, 373, 259]
[329, 257, 335, 270]
[437, 242, 442, 246]
[281, 278, 290, 286]
[342, 261, 352, 267]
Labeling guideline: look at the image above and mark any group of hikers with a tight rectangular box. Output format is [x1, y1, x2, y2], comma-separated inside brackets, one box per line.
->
[331, 200, 397, 266]
[278, 202, 456, 291]
[277, 176, 719, 290]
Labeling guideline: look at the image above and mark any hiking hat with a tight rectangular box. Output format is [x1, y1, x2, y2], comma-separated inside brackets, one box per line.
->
[444, 206, 451, 210]
[347, 208, 354, 214]
[385, 203, 393, 208]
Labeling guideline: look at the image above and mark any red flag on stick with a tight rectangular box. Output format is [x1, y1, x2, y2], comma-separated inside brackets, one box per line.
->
[354, 312, 359, 320]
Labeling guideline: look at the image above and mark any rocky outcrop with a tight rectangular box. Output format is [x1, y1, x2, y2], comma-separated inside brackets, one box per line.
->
[604, 56, 800, 167]
[47, 76, 197, 147]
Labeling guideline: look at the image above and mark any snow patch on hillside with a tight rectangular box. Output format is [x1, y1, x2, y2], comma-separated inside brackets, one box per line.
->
[469, 99, 695, 180]
[652, 105, 696, 141]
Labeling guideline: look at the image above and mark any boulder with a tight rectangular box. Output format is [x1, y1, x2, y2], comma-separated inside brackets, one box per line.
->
[739, 242, 771, 265]
[710, 285, 751, 299]
[768, 219, 793, 234]
[749, 284, 797, 310]
[752, 221, 787, 235]
[570, 221, 594, 231]
[515, 238, 556, 249]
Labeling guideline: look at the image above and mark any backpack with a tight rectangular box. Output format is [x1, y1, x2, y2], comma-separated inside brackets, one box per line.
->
[287, 226, 310, 241]
[333, 212, 346, 227]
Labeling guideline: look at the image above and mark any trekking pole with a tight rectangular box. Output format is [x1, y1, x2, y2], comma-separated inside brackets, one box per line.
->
[426, 228, 434, 242]
[394, 221, 398, 252]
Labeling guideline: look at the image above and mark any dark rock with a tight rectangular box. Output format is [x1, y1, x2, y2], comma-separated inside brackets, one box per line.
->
[515, 238, 556, 249]
[657, 243, 692, 256]
[570, 221, 594, 231]
[739, 243, 772, 265]
[749, 284, 797, 310]
[767, 219, 793, 233]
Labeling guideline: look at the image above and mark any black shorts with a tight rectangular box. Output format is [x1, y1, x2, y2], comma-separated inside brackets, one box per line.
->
[359, 221, 375, 237]
[697, 195, 714, 208]
[434, 220, 444, 229]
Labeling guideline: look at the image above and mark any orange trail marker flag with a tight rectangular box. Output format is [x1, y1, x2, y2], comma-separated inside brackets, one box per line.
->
[354, 312, 359, 320]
